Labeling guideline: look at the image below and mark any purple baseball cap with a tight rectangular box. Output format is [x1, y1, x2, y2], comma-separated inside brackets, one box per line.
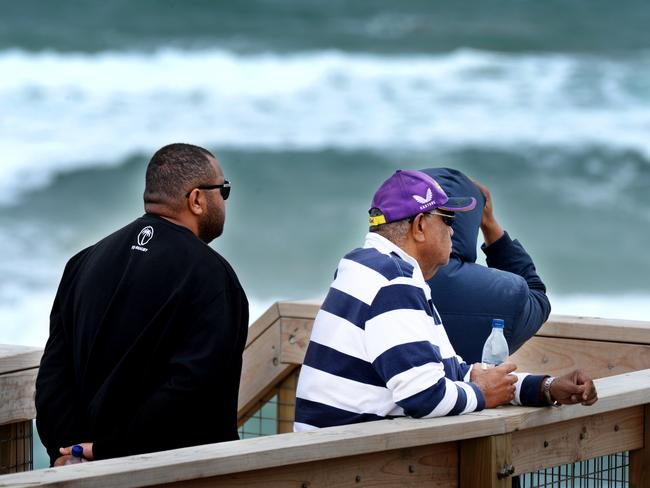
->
[369, 170, 477, 226]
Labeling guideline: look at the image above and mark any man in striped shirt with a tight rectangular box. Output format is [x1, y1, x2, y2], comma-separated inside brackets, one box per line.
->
[294, 170, 597, 431]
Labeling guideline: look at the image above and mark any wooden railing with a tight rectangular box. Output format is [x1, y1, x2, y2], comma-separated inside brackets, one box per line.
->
[0, 369, 648, 487]
[237, 301, 319, 426]
[0, 345, 41, 474]
[1, 303, 650, 487]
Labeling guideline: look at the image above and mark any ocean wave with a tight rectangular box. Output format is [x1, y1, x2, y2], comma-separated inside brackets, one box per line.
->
[1, 47, 650, 200]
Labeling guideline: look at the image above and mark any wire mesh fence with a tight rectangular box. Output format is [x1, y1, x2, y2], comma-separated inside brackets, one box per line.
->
[0, 420, 33, 474]
[238, 369, 298, 438]
[519, 452, 629, 487]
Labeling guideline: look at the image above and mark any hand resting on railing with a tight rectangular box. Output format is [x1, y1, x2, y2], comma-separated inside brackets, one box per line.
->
[549, 369, 598, 406]
[469, 363, 518, 408]
[470, 363, 598, 408]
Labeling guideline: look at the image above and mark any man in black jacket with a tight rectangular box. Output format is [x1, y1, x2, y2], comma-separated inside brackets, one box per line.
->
[36, 143, 249, 465]
[422, 168, 551, 363]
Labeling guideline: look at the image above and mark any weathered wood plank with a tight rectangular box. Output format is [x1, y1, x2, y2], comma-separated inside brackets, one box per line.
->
[3, 370, 648, 488]
[0, 345, 42, 375]
[473, 369, 650, 433]
[279, 317, 312, 365]
[268, 308, 650, 345]
[629, 404, 650, 488]
[164, 443, 458, 488]
[460, 434, 512, 488]
[277, 301, 320, 320]
[277, 369, 298, 434]
[511, 406, 643, 475]
[538, 315, 650, 345]
[0, 416, 508, 488]
[238, 317, 286, 421]
[0, 369, 38, 426]
[510, 336, 650, 378]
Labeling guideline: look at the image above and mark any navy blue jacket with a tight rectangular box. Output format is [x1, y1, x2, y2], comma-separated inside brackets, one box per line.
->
[422, 168, 551, 363]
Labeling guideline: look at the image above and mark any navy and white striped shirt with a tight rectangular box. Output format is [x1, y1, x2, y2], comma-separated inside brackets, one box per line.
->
[295, 232, 544, 431]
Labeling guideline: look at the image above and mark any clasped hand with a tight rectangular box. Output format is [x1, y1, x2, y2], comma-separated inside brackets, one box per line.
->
[53, 442, 94, 466]
[470, 363, 598, 408]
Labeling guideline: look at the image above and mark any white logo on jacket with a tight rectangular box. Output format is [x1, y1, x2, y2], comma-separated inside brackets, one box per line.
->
[137, 226, 154, 246]
[132, 226, 154, 252]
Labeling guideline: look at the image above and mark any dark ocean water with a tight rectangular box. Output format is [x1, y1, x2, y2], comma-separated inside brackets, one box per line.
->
[3, 0, 650, 54]
[2, 1, 650, 343]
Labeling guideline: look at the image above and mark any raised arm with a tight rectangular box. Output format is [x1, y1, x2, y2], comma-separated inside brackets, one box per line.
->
[475, 180, 551, 351]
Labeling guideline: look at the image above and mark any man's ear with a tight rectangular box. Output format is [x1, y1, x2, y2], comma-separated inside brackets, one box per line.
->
[411, 213, 427, 243]
[186, 189, 204, 216]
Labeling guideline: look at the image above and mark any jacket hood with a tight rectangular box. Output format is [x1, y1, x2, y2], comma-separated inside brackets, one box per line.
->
[420, 168, 485, 263]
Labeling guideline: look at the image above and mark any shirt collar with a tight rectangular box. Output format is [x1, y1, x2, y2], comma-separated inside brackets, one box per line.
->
[363, 232, 426, 285]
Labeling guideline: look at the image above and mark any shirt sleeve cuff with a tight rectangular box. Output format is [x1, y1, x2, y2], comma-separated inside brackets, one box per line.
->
[468, 382, 486, 411]
[519, 374, 548, 406]
[481, 230, 513, 258]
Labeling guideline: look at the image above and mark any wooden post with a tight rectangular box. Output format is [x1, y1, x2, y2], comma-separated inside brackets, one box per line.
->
[460, 433, 513, 488]
[630, 404, 650, 488]
[277, 368, 298, 434]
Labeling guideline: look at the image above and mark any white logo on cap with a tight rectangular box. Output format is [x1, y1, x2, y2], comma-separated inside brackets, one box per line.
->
[412, 188, 433, 205]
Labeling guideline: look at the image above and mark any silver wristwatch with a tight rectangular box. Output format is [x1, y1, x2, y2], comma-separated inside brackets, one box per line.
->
[543, 376, 559, 406]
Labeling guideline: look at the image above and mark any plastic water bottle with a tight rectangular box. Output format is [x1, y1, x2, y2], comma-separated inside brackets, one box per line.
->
[481, 319, 509, 369]
[64, 444, 84, 465]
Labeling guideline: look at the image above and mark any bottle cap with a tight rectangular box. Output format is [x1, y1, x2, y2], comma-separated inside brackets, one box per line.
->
[492, 319, 504, 329]
[71, 445, 84, 458]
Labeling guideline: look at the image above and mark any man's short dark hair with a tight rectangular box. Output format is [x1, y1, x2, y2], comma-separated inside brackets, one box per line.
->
[144, 143, 217, 209]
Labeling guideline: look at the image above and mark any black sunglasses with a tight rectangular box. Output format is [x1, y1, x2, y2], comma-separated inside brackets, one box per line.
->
[185, 180, 231, 200]
[409, 211, 455, 227]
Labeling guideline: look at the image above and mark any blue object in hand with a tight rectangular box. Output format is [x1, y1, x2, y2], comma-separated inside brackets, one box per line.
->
[64, 444, 84, 465]
[71, 445, 84, 458]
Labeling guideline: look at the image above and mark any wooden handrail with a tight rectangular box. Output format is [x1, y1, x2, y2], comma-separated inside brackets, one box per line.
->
[237, 300, 319, 423]
[3, 305, 650, 427]
[0, 345, 41, 427]
[1, 369, 648, 487]
[3, 306, 650, 427]
[538, 314, 650, 344]
[237, 303, 650, 420]
[3, 304, 650, 485]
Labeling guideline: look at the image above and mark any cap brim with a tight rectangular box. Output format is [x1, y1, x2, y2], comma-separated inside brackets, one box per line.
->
[438, 197, 477, 212]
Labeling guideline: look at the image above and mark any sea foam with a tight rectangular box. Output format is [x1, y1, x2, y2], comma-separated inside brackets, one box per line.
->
[1, 47, 650, 202]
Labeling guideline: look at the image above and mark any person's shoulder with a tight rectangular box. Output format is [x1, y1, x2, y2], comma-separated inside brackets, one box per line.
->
[451, 259, 529, 304]
[342, 247, 415, 281]
[62, 245, 93, 274]
[198, 244, 234, 271]
[186, 243, 241, 288]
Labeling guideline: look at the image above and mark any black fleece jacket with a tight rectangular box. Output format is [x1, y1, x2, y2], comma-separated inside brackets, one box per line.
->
[35, 214, 248, 465]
